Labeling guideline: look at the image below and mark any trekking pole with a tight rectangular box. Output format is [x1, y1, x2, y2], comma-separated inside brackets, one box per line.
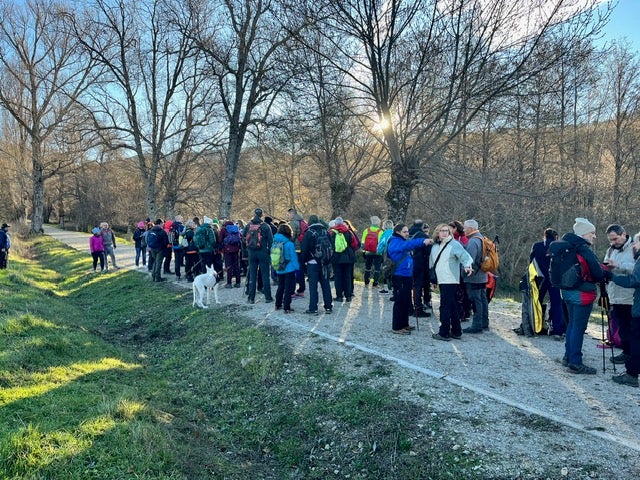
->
[598, 282, 615, 373]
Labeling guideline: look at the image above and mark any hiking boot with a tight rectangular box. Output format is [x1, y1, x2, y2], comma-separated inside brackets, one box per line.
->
[463, 327, 483, 334]
[324, 308, 332, 314]
[379, 289, 389, 294]
[612, 373, 639, 387]
[305, 309, 318, 315]
[372, 282, 379, 287]
[225, 284, 233, 289]
[611, 353, 629, 364]
[567, 363, 596, 375]
[451, 334, 462, 340]
[561, 357, 569, 367]
[432, 333, 451, 342]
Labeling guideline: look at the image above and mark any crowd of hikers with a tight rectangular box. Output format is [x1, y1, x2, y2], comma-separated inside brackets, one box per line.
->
[87, 211, 640, 389]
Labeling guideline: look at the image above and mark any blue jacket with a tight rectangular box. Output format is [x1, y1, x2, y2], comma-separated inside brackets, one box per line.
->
[387, 234, 426, 277]
[611, 256, 640, 317]
[273, 233, 299, 274]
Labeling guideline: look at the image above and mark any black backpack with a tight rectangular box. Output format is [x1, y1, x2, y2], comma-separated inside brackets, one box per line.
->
[311, 229, 333, 265]
[146, 229, 161, 249]
[548, 240, 582, 289]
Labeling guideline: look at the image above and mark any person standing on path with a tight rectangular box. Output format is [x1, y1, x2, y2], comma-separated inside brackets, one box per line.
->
[89, 227, 106, 273]
[462, 219, 489, 334]
[387, 223, 433, 335]
[429, 224, 473, 341]
[100, 222, 119, 270]
[560, 217, 606, 375]
[148, 219, 169, 282]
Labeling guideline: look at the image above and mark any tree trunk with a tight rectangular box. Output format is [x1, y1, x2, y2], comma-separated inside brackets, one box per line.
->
[219, 133, 243, 218]
[30, 140, 45, 234]
[329, 179, 355, 218]
[385, 169, 413, 224]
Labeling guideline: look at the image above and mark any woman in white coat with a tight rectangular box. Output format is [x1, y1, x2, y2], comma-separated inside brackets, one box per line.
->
[430, 224, 474, 341]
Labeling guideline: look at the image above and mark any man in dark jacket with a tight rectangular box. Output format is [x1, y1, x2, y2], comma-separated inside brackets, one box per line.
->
[560, 218, 606, 374]
[530, 228, 563, 336]
[148, 219, 169, 282]
[409, 220, 432, 317]
[301, 215, 333, 314]
[243, 208, 274, 304]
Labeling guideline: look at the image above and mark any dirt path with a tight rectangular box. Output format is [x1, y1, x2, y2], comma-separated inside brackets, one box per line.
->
[43, 225, 640, 478]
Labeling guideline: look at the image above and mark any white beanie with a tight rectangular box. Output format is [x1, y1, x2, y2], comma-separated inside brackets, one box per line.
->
[573, 217, 595, 237]
[334, 216, 344, 225]
[203, 215, 213, 224]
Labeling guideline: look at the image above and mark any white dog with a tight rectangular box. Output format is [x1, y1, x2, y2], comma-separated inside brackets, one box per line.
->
[192, 265, 220, 308]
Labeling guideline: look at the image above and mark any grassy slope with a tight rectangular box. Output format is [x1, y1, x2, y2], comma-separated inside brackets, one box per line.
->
[0, 237, 475, 479]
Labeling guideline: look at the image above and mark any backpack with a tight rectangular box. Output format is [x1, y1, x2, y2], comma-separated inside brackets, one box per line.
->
[146, 229, 161, 249]
[377, 231, 391, 255]
[363, 228, 380, 253]
[194, 227, 209, 250]
[548, 240, 583, 289]
[223, 224, 242, 250]
[297, 220, 309, 243]
[479, 236, 500, 273]
[270, 240, 287, 271]
[312, 229, 333, 265]
[245, 223, 263, 250]
[334, 231, 348, 253]
[169, 225, 185, 248]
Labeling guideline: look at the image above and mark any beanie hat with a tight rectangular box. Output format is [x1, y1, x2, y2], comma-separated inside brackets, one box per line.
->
[137, 221, 145, 229]
[334, 216, 344, 225]
[254, 208, 263, 216]
[573, 217, 596, 237]
[308, 214, 319, 225]
[203, 215, 213, 224]
[92, 227, 101, 235]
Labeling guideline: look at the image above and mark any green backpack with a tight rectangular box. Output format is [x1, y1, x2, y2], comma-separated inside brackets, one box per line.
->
[270, 240, 287, 271]
[334, 231, 348, 253]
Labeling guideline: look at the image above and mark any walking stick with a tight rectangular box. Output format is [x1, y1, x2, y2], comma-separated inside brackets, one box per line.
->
[598, 282, 616, 374]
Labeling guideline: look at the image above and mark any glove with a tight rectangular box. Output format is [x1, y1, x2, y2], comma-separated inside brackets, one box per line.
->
[602, 270, 612, 282]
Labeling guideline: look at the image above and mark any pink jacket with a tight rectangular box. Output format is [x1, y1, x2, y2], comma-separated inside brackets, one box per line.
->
[90, 234, 105, 253]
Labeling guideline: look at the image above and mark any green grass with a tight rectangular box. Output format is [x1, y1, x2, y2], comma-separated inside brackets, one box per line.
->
[0, 236, 479, 479]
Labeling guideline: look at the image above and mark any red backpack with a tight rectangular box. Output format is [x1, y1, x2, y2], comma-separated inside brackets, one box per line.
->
[363, 228, 380, 253]
[297, 220, 309, 243]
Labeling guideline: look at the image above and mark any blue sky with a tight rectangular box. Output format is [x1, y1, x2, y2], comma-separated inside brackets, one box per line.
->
[599, 0, 640, 51]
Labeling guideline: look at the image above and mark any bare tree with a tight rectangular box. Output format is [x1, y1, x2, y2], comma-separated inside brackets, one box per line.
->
[301, 0, 611, 223]
[0, 0, 98, 233]
[72, 0, 220, 219]
[185, 0, 303, 217]
[602, 41, 640, 204]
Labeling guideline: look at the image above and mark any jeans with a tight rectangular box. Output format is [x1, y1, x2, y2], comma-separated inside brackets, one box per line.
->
[467, 283, 489, 330]
[135, 246, 146, 266]
[307, 262, 333, 311]
[564, 302, 594, 365]
[173, 249, 184, 278]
